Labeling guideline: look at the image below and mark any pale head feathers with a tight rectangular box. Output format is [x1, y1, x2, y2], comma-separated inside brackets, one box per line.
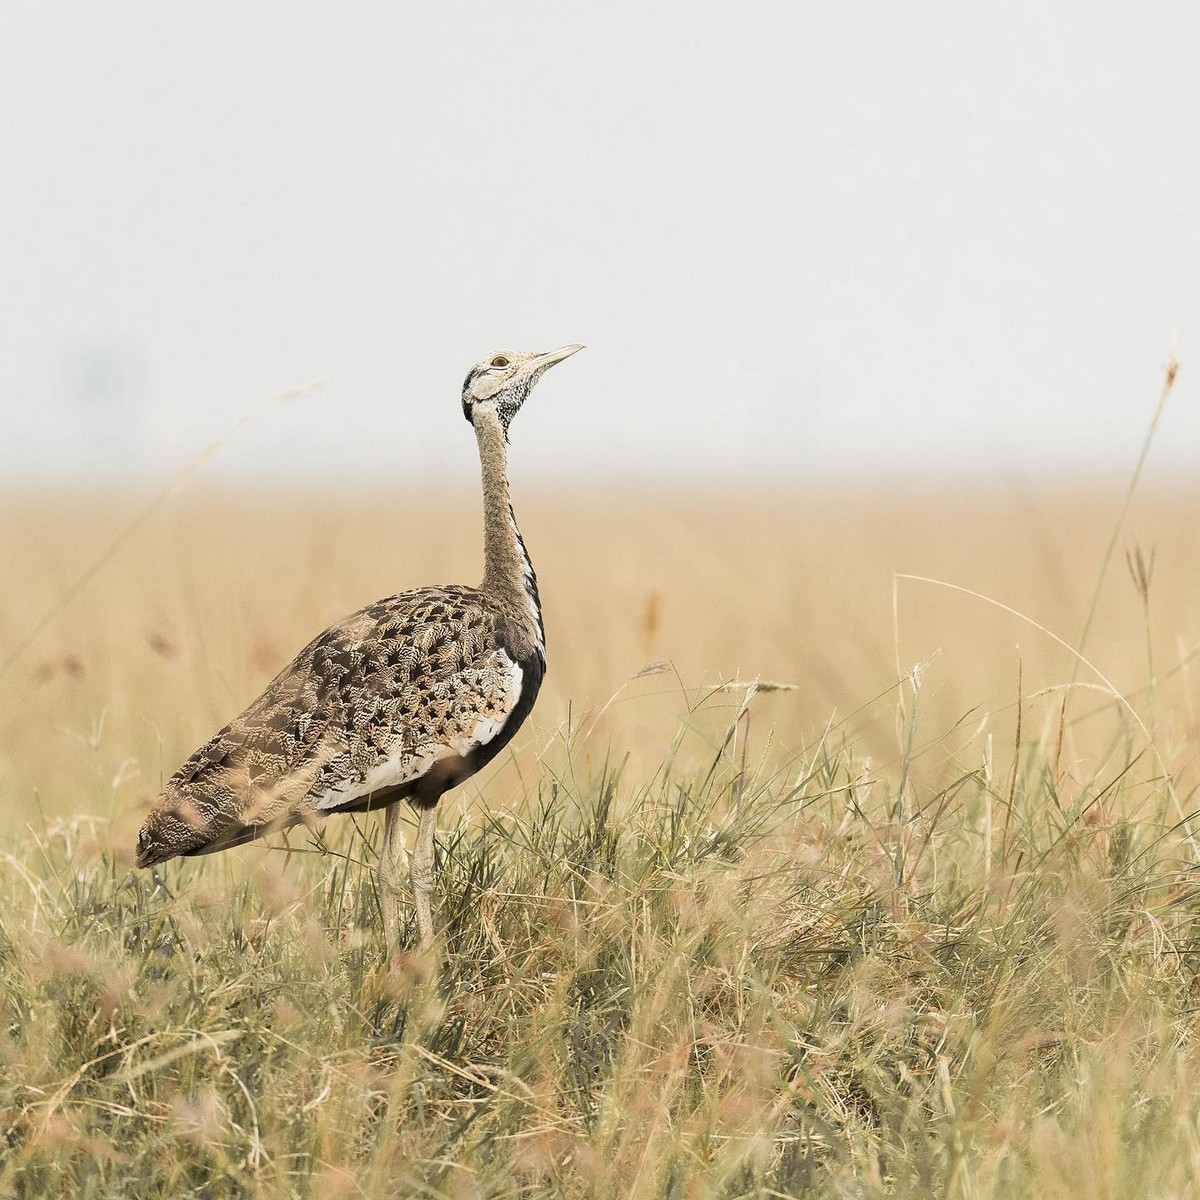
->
[462, 345, 583, 433]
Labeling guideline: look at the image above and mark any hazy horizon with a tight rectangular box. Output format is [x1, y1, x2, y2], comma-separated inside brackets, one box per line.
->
[3, 3, 1198, 486]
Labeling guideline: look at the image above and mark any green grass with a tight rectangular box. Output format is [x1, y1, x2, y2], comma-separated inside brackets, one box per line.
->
[4, 687, 1200, 1199]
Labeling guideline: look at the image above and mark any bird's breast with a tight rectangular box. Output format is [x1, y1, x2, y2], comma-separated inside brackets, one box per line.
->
[311, 649, 525, 812]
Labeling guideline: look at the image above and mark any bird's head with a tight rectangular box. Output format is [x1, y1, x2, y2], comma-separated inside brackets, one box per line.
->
[135, 802, 206, 868]
[462, 345, 584, 435]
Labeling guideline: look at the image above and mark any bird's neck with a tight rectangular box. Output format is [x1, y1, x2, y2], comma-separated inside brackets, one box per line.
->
[475, 411, 545, 652]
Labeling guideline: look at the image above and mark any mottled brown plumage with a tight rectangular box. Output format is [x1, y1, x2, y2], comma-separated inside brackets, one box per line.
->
[136, 345, 583, 946]
[136, 586, 539, 857]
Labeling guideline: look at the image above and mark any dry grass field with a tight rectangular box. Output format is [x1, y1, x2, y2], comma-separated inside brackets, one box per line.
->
[4, 476, 1200, 1197]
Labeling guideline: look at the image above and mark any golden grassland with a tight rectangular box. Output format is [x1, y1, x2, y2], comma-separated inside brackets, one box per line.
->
[7, 481, 1200, 835]
[5, 479, 1200, 1196]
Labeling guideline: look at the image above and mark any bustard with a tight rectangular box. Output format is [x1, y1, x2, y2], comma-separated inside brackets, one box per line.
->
[135, 345, 583, 947]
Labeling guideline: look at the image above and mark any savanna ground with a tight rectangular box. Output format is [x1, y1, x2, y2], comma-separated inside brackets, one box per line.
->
[5, 450, 1200, 1195]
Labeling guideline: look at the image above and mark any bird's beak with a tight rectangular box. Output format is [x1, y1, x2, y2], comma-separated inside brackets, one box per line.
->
[532, 344, 585, 371]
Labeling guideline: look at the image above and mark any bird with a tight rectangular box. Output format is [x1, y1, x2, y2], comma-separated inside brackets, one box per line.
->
[135, 345, 583, 947]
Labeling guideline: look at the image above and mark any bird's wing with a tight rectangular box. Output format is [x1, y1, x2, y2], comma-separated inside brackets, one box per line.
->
[154, 585, 531, 854]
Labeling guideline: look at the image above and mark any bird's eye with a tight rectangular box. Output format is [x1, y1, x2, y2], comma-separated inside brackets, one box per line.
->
[490, 356, 510, 369]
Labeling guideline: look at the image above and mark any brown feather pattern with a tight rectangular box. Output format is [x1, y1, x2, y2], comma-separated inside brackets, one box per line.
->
[136, 584, 541, 866]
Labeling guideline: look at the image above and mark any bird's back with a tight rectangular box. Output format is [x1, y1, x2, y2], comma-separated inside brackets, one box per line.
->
[137, 584, 544, 865]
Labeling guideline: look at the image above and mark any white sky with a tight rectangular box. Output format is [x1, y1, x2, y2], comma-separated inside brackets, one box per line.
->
[2, 2, 1198, 485]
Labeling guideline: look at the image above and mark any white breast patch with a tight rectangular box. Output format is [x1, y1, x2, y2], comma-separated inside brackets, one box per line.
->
[450, 658, 523, 756]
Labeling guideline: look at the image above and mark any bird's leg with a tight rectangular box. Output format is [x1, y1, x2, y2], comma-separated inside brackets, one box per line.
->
[378, 805, 407, 947]
[410, 803, 438, 949]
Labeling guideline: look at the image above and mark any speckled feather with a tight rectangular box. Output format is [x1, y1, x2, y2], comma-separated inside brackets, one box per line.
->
[137, 583, 544, 865]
